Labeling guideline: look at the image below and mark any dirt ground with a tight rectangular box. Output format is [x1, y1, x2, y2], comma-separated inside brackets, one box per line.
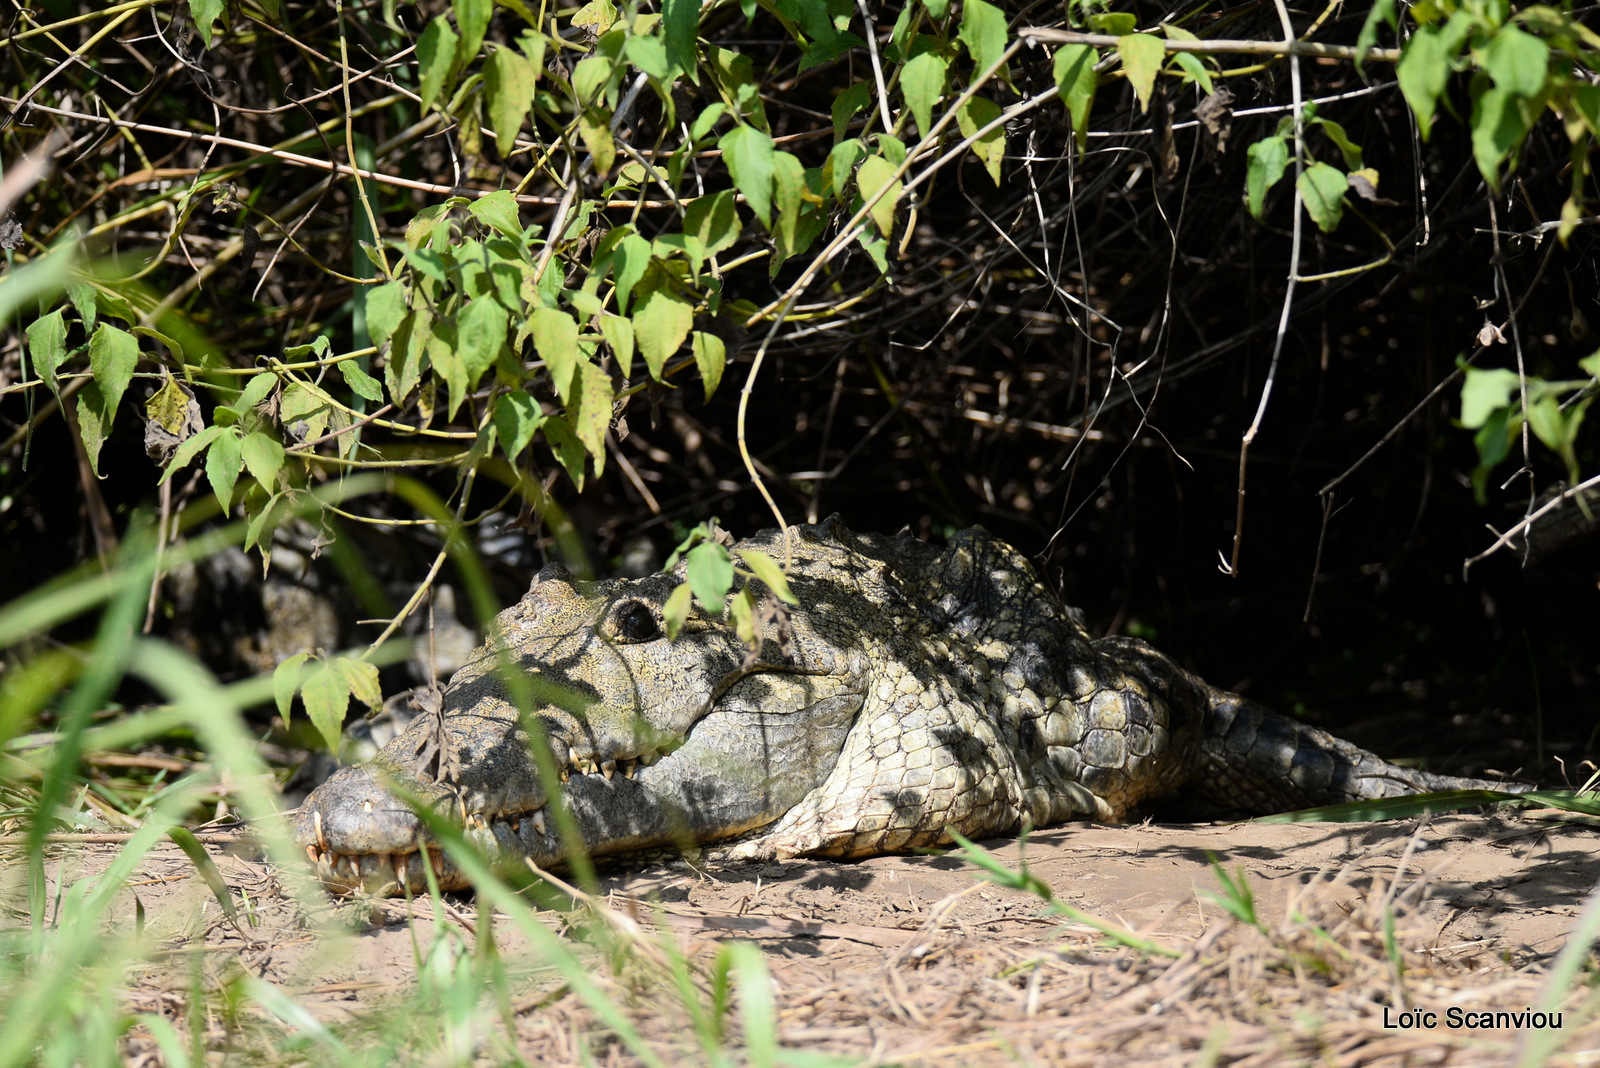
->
[37, 809, 1600, 1066]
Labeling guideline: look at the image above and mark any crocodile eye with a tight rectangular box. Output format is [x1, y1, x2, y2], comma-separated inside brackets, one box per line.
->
[614, 601, 660, 642]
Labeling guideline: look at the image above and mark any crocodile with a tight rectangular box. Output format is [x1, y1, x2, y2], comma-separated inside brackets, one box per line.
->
[294, 518, 1525, 895]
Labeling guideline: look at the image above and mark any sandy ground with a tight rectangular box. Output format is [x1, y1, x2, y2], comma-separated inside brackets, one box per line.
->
[29, 809, 1600, 1066]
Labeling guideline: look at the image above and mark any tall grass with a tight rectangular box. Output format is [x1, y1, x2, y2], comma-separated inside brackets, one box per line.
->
[0, 523, 846, 1068]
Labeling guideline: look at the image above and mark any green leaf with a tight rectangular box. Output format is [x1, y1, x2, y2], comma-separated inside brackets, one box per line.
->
[1482, 25, 1549, 98]
[417, 16, 459, 110]
[959, 0, 1009, 82]
[691, 330, 725, 400]
[24, 310, 67, 397]
[454, 0, 490, 61]
[719, 124, 776, 228]
[75, 385, 111, 477]
[737, 548, 798, 603]
[1397, 23, 1454, 139]
[300, 665, 351, 755]
[67, 281, 97, 334]
[189, 0, 224, 48]
[366, 280, 407, 349]
[663, 581, 693, 640]
[469, 190, 524, 240]
[686, 541, 734, 615]
[662, 0, 700, 79]
[88, 323, 138, 426]
[831, 81, 872, 142]
[339, 359, 384, 403]
[1354, 0, 1396, 77]
[612, 233, 653, 313]
[238, 371, 277, 410]
[1173, 52, 1214, 94]
[599, 313, 635, 379]
[461, 294, 510, 392]
[626, 34, 670, 80]
[531, 307, 581, 401]
[486, 47, 536, 157]
[955, 95, 1005, 184]
[926, 0, 950, 20]
[772, 151, 806, 251]
[240, 431, 284, 489]
[684, 188, 742, 265]
[825, 139, 866, 203]
[273, 651, 311, 723]
[1314, 118, 1363, 170]
[1459, 367, 1519, 428]
[1117, 34, 1165, 112]
[729, 587, 757, 644]
[1245, 135, 1289, 219]
[1297, 161, 1347, 232]
[572, 359, 615, 468]
[855, 154, 902, 238]
[495, 390, 545, 461]
[633, 269, 694, 378]
[1087, 11, 1136, 35]
[902, 51, 948, 138]
[206, 428, 243, 513]
[1580, 350, 1600, 379]
[542, 413, 588, 488]
[160, 424, 223, 484]
[333, 657, 383, 711]
[1470, 85, 1531, 191]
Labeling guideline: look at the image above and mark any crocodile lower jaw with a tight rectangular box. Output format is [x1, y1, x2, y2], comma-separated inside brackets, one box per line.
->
[300, 740, 688, 895]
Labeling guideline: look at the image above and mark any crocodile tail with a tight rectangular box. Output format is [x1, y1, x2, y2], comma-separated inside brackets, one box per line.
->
[1190, 690, 1529, 815]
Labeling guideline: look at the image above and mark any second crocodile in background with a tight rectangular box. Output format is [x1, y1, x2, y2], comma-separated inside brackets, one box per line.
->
[294, 518, 1526, 895]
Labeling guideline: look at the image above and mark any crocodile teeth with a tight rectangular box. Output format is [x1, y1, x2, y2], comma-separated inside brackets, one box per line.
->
[600, 758, 616, 780]
[314, 810, 328, 853]
[509, 818, 521, 833]
[620, 759, 637, 779]
[305, 844, 319, 865]
[530, 810, 547, 836]
[567, 746, 581, 769]
[638, 751, 657, 767]
[394, 853, 408, 887]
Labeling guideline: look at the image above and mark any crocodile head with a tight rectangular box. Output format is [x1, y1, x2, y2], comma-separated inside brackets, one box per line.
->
[293, 554, 867, 894]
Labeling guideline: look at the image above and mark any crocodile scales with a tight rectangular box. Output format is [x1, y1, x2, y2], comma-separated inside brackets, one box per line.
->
[295, 518, 1522, 895]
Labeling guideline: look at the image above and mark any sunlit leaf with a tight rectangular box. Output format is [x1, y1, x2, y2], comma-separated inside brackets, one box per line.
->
[333, 657, 383, 711]
[240, 431, 284, 489]
[273, 651, 311, 723]
[599, 313, 635, 379]
[955, 95, 1005, 184]
[633, 268, 693, 378]
[855, 154, 902, 238]
[24, 309, 67, 397]
[737, 548, 798, 603]
[469, 190, 524, 240]
[1245, 135, 1288, 219]
[531, 306, 580, 401]
[663, 581, 693, 639]
[1052, 45, 1097, 150]
[205, 427, 243, 513]
[959, 0, 1009, 82]
[88, 323, 138, 426]
[495, 390, 545, 462]
[719, 124, 776, 228]
[686, 541, 733, 615]
[1117, 33, 1165, 112]
[902, 51, 947, 139]
[301, 664, 350, 754]
[691, 330, 725, 400]
[417, 16, 459, 110]
[1297, 161, 1347, 232]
